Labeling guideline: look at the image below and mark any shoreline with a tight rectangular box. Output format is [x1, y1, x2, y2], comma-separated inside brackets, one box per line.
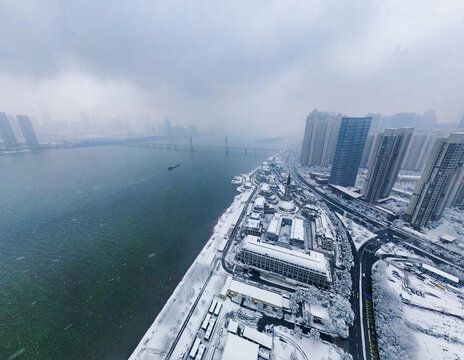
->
[129, 187, 254, 359]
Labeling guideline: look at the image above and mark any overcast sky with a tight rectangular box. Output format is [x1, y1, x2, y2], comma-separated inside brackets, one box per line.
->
[0, 0, 463, 135]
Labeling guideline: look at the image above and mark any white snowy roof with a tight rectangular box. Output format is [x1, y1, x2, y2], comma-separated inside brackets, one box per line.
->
[278, 200, 295, 210]
[290, 217, 305, 242]
[242, 326, 273, 349]
[319, 212, 335, 240]
[440, 234, 456, 242]
[221, 275, 289, 309]
[421, 263, 459, 284]
[260, 183, 271, 192]
[227, 320, 239, 334]
[310, 304, 329, 320]
[254, 197, 265, 207]
[331, 185, 362, 199]
[245, 219, 261, 230]
[250, 212, 261, 220]
[242, 237, 329, 275]
[266, 214, 281, 236]
[222, 333, 259, 360]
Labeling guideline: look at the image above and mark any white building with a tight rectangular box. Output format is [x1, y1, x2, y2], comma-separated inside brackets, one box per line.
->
[221, 333, 259, 360]
[238, 236, 331, 288]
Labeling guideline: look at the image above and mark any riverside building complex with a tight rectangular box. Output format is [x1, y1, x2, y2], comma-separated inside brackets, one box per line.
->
[238, 235, 332, 288]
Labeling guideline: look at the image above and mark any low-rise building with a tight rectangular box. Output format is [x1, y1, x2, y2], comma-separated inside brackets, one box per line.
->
[420, 263, 459, 286]
[221, 333, 259, 360]
[290, 217, 305, 248]
[238, 236, 331, 288]
[243, 219, 262, 237]
[220, 275, 290, 311]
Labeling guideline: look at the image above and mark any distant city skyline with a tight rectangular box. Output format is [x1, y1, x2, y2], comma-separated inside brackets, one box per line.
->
[0, 112, 39, 150]
[0, 2, 463, 136]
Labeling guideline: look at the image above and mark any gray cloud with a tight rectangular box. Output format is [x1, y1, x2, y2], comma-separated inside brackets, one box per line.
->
[0, 0, 463, 135]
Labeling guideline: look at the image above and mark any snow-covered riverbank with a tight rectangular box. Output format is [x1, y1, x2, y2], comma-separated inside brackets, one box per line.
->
[129, 189, 254, 359]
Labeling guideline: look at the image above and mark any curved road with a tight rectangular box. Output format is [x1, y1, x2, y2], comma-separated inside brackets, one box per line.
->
[289, 160, 462, 360]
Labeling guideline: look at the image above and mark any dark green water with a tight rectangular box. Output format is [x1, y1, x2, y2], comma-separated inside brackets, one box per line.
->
[0, 145, 265, 359]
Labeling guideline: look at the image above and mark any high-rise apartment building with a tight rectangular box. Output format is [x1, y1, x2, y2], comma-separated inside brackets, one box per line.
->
[360, 133, 380, 168]
[16, 115, 39, 148]
[0, 112, 19, 150]
[301, 110, 342, 166]
[362, 128, 413, 203]
[329, 117, 372, 187]
[402, 132, 437, 171]
[405, 132, 464, 229]
[454, 178, 464, 207]
[459, 115, 464, 130]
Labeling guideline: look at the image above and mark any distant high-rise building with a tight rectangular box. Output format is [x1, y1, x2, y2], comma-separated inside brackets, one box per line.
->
[0, 112, 19, 150]
[405, 132, 464, 229]
[459, 115, 464, 130]
[301, 109, 342, 166]
[362, 128, 413, 203]
[16, 115, 39, 148]
[454, 178, 464, 207]
[402, 132, 437, 171]
[300, 110, 342, 166]
[329, 117, 372, 187]
[360, 132, 379, 168]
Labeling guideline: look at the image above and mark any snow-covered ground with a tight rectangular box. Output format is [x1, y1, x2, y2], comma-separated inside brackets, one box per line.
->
[372, 259, 464, 360]
[273, 326, 346, 360]
[424, 207, 464, 245]
[376, 243, 420, 259]
[377, 197, 409, 215]
[336, 213, 376, 250]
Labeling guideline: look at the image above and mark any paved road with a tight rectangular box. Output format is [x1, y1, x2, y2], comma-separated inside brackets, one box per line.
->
[290, 161, 463, 360]
[165, 260, 217, 359]
[293, 166, 464, 271]
[167, 185, 258, 359]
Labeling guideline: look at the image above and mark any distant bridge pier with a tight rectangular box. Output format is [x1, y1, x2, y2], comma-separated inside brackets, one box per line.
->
[189, 136, 194, 152]
[225, 136, 229, 154]
[245, 148, 248, 155]
[254, 148, 257, 155]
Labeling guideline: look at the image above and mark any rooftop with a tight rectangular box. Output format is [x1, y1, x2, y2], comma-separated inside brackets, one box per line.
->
[242, 326, 273, 349]
[222, 333, 258, 360]
[241, 237, 329, 275]
[290, 217, 305, 242]
[220, 275, 290, 309]
[330, 184, 363, 199]
[421, 263, 459, 284]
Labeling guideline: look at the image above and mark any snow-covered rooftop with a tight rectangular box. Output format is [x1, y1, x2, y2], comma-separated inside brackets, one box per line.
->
[220, 275, 290, 309]
[310, 304, 329, 320]
[242, 237, 329, 275]
[245, 218, 261, 230]
[260, 183, 271, 192]
[440, 234, 456, 242]
[330, 184, 363, 199]
[290, 217, 305, 242]
[242, 326, 273, 349]
[222, 333, 259, 360]
[421, 263, 459, 284]
[254, 197, 265, 208]
[266, 214, 281, 236]
[227, 320, 239, 334]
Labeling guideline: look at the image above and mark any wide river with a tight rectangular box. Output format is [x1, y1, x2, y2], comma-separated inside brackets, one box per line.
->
[0, 145, 266, 359]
